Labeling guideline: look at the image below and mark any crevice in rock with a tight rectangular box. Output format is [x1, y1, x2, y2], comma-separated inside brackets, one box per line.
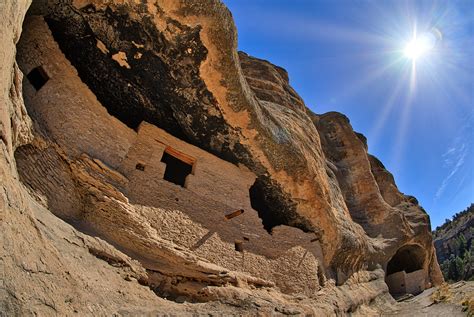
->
[146, 269, 220, 303]
[87, 247, 129, 268]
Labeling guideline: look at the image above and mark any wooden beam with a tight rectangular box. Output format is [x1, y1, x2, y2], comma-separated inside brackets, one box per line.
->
[224, 209, 244, 220]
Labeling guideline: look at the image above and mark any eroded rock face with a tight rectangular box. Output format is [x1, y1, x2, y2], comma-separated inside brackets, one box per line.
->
[1, 0, 443, 315]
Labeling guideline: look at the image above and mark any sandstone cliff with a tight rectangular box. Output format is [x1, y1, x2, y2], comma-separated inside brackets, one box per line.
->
[1, 0, 442, 315]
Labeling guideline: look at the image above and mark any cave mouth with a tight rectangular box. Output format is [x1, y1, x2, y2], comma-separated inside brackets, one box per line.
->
[386, 244, 425, 275]
[249, 178, 287, 233]
[249, 176, 312, 234]
[385, 244, 426, 296]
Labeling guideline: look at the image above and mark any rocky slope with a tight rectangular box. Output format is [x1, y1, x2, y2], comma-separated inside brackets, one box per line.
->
[384, 281, 474, 316]
[434, 204, 473, 262]
[1, 0, 443, 315]
[434, 204, 473, 281]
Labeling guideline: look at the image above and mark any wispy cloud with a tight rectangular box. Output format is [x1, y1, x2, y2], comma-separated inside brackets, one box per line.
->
[442, 142, 465, 167]
[435, 118, 473, 201]
[435, 144, 467, 199]
[442, 146, 456, 159]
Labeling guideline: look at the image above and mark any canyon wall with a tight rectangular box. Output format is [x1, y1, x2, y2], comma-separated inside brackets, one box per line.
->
[1, 0, 442, 315]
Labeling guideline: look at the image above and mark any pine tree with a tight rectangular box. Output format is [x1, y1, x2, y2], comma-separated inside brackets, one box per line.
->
[455, 256, 464, 280]
[458, 233, 467, 257]
[462, 246, 473, 280]
[447, 256, 458, 280]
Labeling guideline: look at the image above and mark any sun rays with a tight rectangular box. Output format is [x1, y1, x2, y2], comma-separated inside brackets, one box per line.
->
[356, 3, 472, 173]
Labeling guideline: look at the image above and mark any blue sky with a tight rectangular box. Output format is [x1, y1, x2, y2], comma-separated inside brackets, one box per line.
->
[223, 0, 474, 228]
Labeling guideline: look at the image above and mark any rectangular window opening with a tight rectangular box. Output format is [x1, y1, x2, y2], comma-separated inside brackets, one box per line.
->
[27, 66, 49, 91]
[160, 148, 194, 187]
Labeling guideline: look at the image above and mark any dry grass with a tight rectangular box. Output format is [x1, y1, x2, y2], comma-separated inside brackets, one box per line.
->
[431, 283, 452, 303]
[431, 282, 474, 316]
[461, 296, 474, 316]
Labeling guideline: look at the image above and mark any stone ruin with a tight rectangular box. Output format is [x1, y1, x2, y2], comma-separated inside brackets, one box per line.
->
[385, 245, 427, 297]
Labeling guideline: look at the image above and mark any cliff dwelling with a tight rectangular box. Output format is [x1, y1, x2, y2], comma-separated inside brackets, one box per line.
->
[1, 0, 447, 314]
[385, 244, 426, 296]
[14, 14, 326, 299]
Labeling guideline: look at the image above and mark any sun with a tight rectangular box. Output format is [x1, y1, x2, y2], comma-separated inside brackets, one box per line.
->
[403, 31, 438, 61]
[404, 38, 430, 60]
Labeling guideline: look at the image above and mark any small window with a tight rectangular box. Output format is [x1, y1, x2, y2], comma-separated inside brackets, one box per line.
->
[235, 241, 244, 252]
[27, 66, 49, 91]
[135, 163, 145, 171]
[160, 149, 194, 187]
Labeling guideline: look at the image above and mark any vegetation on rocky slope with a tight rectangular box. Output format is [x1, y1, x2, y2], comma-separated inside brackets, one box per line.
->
[434, 204, 474, 282]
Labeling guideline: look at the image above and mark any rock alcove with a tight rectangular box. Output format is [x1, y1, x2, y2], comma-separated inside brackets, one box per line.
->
[385, 244, 426, 296]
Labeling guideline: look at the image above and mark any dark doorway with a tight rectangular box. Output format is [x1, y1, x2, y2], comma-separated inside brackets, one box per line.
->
[27, 66, 49, 91]
[160, 150, 193, 187]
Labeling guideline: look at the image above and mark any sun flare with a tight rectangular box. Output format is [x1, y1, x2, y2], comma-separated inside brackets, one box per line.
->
[403, 31, 439, 61]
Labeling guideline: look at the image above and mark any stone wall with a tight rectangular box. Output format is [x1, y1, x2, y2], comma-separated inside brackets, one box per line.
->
[386, 269, 425, 296]
[405, 270, 425, 295]
[16, 15, 136, 169]
[122, 121, 255, 212]
[386, 271, 406, 295]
